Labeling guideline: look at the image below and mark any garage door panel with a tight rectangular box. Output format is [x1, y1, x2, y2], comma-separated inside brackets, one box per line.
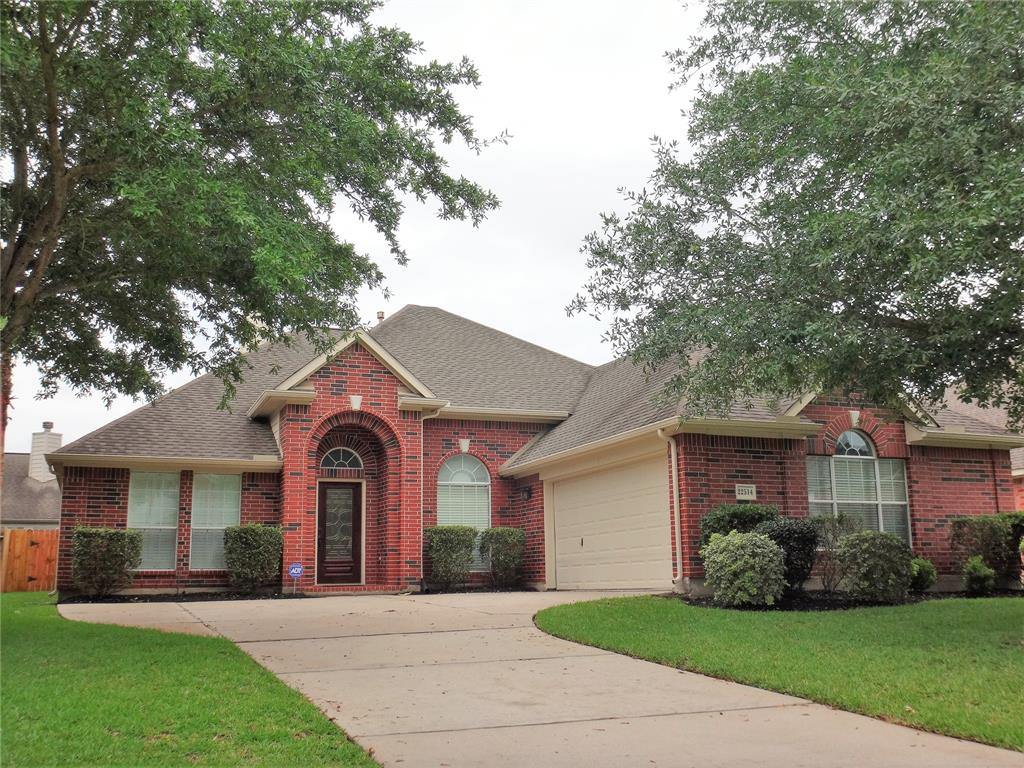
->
[552, 456, 672, 590]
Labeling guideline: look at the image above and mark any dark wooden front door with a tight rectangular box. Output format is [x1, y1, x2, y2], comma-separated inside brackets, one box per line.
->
[317, 482, 362, 583]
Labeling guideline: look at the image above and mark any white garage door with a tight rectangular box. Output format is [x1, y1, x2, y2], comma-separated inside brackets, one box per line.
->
[552, 455, 672, 590]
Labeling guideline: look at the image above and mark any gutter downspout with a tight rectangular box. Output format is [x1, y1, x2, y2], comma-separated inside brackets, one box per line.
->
[419, 402, 450, 591]
[658, 428, 683, 587]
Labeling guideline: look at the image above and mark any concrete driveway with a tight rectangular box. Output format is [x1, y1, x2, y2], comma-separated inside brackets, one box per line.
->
[60, 592, 1020, 768]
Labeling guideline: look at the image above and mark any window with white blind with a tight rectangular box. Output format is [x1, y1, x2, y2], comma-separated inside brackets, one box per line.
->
[807, 431, 911, 543]
[127, 471, 180, 570]
[190, 474, 242, 570]
[437, 454, 491, 570]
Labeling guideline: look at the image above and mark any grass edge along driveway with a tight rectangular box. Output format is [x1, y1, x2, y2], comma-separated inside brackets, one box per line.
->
[1, 592, 377, 767]
[535, 595, 1024, 752]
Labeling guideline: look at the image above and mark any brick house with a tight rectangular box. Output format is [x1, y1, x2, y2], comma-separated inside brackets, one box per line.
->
[48, 305, 1023, 593]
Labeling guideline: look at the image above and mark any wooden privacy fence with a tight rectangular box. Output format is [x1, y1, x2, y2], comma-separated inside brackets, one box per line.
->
[1, 528, 59, 593]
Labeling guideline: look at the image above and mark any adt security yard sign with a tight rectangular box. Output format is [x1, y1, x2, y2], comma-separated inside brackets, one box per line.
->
[288, 562, 304, 592]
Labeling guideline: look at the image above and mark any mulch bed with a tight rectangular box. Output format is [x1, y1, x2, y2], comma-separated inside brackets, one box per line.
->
[669, 589, 1023, 612]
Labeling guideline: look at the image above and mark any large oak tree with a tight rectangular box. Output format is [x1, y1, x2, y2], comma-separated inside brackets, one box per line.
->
[0, 0, 498, 448]
[573, 0, 1024, 426]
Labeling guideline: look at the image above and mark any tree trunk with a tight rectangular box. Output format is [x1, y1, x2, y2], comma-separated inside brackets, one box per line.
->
[0, 344, 10, 480]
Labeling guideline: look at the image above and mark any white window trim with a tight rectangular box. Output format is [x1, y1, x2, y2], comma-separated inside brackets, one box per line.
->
[127, 471, 179, 572]
[808, 432, 912, 546]
[189, 473, 242, 571]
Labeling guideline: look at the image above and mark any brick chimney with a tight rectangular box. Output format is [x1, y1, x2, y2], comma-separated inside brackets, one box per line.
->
[29, 421, 61, 482]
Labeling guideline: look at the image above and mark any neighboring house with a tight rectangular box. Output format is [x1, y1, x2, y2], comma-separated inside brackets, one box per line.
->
[2, 423, 62, 529]
[48, 306, 1024, 593]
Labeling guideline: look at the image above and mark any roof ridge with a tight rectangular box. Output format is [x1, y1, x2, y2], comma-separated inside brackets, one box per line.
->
[414, 306, 597, 371]
[367, 304, 415, 333]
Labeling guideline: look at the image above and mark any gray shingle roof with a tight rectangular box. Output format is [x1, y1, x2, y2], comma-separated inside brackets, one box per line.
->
[52, 305, 1024, 469]
[2, 453, 60, 525]
[54, 306, 594, 460]
[55, 335, 327, 460]
[502, 355, 815, 470]
[368, 305, 594, 411]
[503, 357, 677, 467]
[936, 394, 1024, 471]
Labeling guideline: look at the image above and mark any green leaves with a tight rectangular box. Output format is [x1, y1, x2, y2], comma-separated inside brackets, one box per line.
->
[577, 0, 1024, 425]
[1, 0, 497, 407]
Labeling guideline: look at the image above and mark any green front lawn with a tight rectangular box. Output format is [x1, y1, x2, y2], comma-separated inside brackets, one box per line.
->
[1, 592, 376, 767]
[536, 595, 1024, 751]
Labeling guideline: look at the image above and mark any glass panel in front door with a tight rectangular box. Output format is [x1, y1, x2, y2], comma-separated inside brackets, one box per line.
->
[325, 486, 354, 560]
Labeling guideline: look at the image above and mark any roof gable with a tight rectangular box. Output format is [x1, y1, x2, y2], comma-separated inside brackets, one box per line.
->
[278, 330, 434, 398]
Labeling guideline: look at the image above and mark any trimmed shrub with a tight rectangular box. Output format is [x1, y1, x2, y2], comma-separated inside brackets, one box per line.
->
[426, 526, 478, 590]
[836, 531, 913, 603]
[909, 557, 937, 593]
[224, 524, 284, 593]
[699, 504, 780, 544]
[949, 515, 1016, 577]
[479, 527, 526, 589]
[700, 531, 786, 608]
[71, 527, 142, 597]
[754, 517, 818, 590]
[811, 512, 860, 594]
[963, 555, 997, 596]
[1000, 512, 1024, 575]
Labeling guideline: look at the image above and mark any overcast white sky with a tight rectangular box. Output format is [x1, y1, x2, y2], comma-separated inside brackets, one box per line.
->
[7, 0, 702, 452]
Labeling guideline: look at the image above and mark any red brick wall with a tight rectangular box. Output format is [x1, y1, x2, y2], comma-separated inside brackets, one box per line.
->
[907, 446, 1015, 572]
[675, 433, 806, 578]
[57, 468, 283, 591]
[278, 342, 424, 592]
[674, 397, 1016, 577]
[242, 472, 282, 524]
[421, 418, 546, 585]
[57, 466, 130, 589]
[802, 398, 909, 459]
[421, 418, 545, 529]
[1013, 476, 1024, 511]
[56, 342, 552, 593]
[509, 473, 545, 584]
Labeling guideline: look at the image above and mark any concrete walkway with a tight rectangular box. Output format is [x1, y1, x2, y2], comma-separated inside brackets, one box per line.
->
[59, 593, 1021, 768]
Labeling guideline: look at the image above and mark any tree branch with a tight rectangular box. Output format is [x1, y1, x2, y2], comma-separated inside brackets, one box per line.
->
[3, 7, 69, 346]
[0, 143, 29, 270]
[53, 1, 94, 52]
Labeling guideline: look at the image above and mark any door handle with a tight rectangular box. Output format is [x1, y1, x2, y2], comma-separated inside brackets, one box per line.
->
[580, 537, 584, 548]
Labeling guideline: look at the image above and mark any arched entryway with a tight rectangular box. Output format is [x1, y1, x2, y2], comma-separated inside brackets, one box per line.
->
[308, 412, 401, 586]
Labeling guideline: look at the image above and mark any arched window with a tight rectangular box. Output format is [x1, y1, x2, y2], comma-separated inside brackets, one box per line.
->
[834, 430, 873, 457]
[437, 454, 491, 570]
[321, 447, 363, 470]
[806, 430, 910, 543]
